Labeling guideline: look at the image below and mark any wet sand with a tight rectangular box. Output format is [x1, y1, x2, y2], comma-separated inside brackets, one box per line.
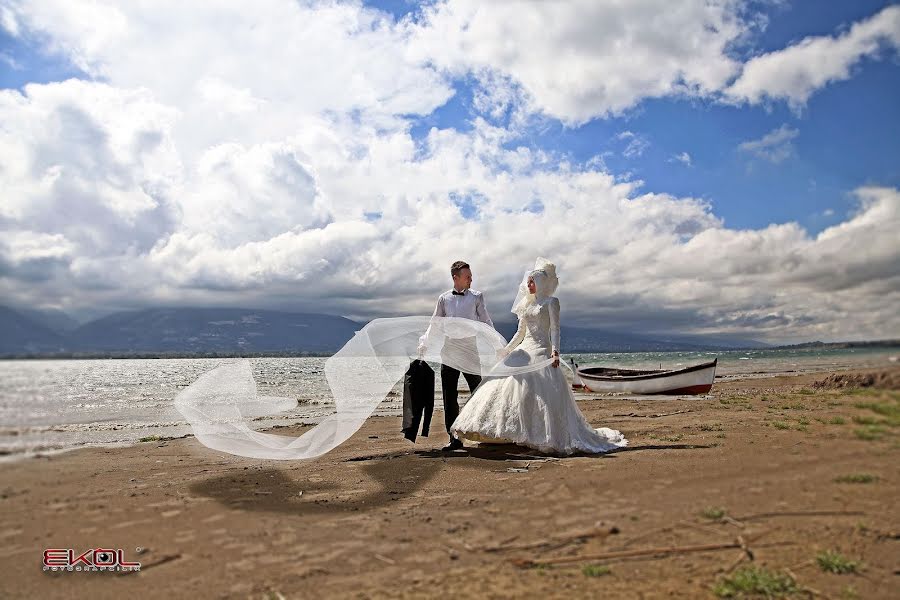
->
[2, 367, 898, 599]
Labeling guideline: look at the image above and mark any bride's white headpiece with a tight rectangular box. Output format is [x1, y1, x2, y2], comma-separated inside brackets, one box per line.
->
[511, 257, 558, 316]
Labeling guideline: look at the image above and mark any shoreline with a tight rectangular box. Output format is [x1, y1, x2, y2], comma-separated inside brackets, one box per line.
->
[2, 363, 896, 463]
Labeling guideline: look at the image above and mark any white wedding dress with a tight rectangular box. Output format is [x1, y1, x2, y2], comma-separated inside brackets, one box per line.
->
[450, 260, 627, 455]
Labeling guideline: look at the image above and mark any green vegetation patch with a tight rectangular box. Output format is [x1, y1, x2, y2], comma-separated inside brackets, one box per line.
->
[834, 473, 878, 484]
[713, 566, 797, 598]
[701, 506, 726, 520]
[816, 550, 860, 574]
[582, 564, 611, 577]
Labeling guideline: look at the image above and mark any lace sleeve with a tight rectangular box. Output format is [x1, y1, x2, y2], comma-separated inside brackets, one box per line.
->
[502, 317, 526, 355]
[549, 297, 560, 355]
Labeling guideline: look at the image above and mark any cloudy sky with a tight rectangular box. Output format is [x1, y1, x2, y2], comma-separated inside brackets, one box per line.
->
[1, 0, 898, 343]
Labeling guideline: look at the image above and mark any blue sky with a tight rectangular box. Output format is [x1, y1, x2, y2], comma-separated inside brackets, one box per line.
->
[0, 27, 85, 88]
[1, 0, 898, 342]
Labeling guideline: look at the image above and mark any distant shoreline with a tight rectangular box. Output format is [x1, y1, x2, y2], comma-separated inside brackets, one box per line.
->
[765, 339, 900, 350]
[2, 339, 897, 360]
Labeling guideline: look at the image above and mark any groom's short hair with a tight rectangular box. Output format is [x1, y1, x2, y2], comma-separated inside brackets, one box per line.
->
[450, 261, 470, 277]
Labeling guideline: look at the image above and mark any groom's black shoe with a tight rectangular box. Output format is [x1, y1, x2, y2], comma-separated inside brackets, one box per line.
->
[441, 438, 464, 452]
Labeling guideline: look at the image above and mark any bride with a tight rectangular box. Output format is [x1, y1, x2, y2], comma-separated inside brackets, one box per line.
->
[449, 258, 628, 455]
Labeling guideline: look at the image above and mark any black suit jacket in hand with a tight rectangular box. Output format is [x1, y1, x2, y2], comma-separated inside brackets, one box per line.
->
[401, 360, 435, 442]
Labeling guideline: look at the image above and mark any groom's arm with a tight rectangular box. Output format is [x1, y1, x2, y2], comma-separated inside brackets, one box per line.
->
[418, 295, 446, 352]
[474, 292, 494, 329]
[432, 295, 446, 318]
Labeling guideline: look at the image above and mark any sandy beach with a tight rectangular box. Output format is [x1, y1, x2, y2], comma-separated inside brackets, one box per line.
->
[2, 366, 898, 599]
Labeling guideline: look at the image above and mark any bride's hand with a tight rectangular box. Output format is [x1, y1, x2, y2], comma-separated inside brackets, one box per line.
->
[551, 350, 559, 368]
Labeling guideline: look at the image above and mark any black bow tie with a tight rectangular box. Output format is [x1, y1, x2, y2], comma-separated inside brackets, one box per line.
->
[452, 290, 465, 296]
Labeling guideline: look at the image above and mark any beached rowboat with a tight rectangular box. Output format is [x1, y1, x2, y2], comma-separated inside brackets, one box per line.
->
[571, 358, 717, 395]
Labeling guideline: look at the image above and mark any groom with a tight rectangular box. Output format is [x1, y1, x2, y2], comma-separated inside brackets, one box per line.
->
[419, 260, 495, 451]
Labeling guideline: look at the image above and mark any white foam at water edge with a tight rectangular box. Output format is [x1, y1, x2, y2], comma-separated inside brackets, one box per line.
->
[0, 441, 137, 464]
[1, 421, 188, 434]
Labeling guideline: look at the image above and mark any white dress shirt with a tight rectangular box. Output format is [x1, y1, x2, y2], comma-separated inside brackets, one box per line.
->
[418, 288, 495, 351]
[430, 288, 494, 327]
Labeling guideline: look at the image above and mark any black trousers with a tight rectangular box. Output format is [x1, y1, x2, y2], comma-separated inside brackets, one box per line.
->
[441, 364, 482, 434]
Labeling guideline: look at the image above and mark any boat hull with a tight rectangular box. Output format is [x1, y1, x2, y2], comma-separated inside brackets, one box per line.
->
[577, 359, 717, 395]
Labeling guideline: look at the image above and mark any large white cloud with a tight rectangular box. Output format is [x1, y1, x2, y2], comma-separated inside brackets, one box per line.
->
[0, 0, 454, 157]
[409, 0, 748, 124]
[0, 0, 898, 342]
[407, 1, 900, 122]
[0, 80, 182, 256]
[726, 4, 900, 107]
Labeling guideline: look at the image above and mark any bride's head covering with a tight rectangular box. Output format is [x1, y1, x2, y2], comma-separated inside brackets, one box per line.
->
[511, 257, 558, 316]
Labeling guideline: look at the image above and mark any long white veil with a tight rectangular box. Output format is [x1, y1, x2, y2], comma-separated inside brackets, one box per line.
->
[174, 315, 569, 460]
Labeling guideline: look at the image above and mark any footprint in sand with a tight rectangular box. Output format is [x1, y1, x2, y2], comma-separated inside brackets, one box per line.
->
[201, 513, 226, 523]
[112, 518, 154, 529]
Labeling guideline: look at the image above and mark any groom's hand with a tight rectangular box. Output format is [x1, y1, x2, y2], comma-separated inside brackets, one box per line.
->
[551, 350, 560, 368]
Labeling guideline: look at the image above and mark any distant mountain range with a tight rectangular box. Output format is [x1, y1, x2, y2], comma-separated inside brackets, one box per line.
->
[0, 304, 786, 358]
[767, 339, 900, 351]
[0, 305, 67, 355]
[0, 305, 362, 357]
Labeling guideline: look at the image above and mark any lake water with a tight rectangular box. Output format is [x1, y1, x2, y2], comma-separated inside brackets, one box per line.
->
[1, 347, 897, 461]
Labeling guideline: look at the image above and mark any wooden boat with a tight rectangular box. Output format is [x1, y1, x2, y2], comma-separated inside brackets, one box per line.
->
[571, 358, 717, 395]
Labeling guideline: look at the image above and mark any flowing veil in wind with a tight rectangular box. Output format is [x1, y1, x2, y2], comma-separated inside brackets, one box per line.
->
[174, 314, 568, 460]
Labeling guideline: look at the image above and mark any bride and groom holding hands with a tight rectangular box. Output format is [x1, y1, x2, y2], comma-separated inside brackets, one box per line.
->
[416, 258, 627, 455]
